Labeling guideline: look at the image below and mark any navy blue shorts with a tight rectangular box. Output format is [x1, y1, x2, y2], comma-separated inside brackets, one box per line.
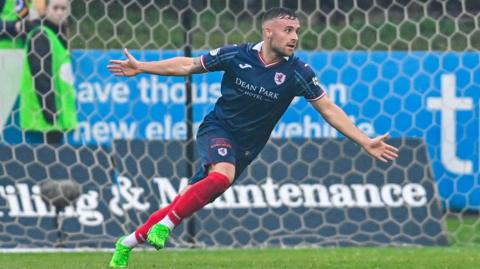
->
[189, 126, 255, 185]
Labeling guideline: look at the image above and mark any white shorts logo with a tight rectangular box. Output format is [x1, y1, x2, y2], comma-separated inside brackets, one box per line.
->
[218, 148, 228, 156]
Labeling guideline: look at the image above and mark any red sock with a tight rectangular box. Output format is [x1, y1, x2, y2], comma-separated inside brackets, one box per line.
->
[168, 172, 230, 225]
[135, 196, 180, 242]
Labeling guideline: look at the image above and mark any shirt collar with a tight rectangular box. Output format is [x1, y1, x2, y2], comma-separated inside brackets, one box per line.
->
[253, 41, 290, 61]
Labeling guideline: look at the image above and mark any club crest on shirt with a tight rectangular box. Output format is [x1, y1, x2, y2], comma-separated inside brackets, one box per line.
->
[218, 148, 228, 156]
[274, 72, 286, 85]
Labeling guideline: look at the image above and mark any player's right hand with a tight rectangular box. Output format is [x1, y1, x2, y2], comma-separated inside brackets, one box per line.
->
[108, 48, 141, 77]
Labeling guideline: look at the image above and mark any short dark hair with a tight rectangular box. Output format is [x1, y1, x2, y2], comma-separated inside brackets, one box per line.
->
[262, 7, 297, 25]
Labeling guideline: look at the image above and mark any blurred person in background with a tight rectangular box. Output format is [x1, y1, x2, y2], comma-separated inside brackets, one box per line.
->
[19, 0, 77, 144]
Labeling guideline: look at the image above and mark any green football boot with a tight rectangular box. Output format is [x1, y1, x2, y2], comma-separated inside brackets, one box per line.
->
[147, 224, 171, 250]
[109, 236, 132, 268]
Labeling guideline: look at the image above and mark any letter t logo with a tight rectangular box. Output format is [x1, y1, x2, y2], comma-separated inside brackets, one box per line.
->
[427, 74, 473, 174]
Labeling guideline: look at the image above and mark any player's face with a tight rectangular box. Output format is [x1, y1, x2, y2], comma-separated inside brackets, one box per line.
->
[265, 17, 300, 57]
[45, 0, 70, 25]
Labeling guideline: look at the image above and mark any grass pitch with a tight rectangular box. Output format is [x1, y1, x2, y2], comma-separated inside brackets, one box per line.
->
[1, 217, 479, 269]
[0, 246, 479, 269]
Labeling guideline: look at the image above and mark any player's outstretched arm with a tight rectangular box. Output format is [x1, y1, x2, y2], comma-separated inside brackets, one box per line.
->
[108, 48, 207, 77]
[311, 97, 399, 162]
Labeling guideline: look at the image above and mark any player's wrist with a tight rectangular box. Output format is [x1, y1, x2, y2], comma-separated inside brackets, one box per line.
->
[357, 136, 372, 148]
[134, 61, 146, 75]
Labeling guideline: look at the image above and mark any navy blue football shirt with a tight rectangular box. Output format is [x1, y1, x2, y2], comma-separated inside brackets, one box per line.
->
[199, 42, 325, 157]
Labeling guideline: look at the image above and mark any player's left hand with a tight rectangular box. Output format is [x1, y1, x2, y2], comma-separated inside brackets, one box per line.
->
[362, 133, 399, 162]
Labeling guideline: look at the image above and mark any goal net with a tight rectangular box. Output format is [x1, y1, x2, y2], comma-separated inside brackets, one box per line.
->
[0, 0, 478, 248]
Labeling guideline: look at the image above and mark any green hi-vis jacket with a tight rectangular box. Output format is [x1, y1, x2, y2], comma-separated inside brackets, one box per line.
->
[20, 25, 78, 131]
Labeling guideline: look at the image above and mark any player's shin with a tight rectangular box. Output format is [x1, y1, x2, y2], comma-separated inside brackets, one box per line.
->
[134, 195, 180, 243]
[168, 171, 231, 225]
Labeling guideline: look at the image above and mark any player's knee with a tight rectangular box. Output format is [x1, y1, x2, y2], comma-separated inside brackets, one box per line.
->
[209, 162, 235, 183]
[179, 185, 190, 195]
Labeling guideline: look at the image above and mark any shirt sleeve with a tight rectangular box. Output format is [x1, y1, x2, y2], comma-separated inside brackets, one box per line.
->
[0, 0, 29, 38]
[16, 0, 29, 18]
[200, 44, 240, 72]
[295, 63, 326, 102]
